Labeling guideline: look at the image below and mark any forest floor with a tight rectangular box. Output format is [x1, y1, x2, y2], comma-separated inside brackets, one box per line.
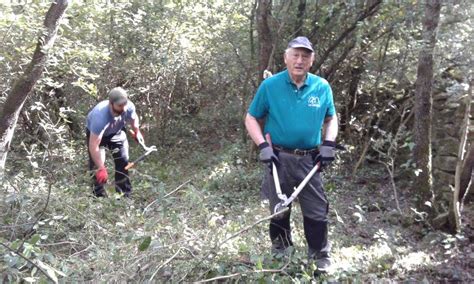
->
[1, 140, 473, 282]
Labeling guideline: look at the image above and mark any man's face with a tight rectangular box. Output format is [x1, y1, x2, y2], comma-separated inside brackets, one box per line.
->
[111, 102, 127, 115]
[284, 48, 314, 78]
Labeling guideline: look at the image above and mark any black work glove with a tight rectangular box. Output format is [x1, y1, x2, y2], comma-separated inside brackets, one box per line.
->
[315, 140, 336, 170]
[258, 142, 280, 165]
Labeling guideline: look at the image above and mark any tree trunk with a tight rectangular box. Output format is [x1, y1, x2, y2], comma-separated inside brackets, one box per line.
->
[242, 0, 259, 145]
[256, 0, 273, 83]
[0, 0, 70, 173]
[250, 0, 257, 66]
[447, 80, 473, 233]
[294, 0, 306, 36]
[459, 142, 474, 202]
[413, 0, 441, 209]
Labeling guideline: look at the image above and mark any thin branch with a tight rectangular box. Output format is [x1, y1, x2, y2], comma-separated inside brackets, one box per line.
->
[382, 161, 402, 214]
[448, 79, 473, 232]
[143, 179, 191, 213]
[313, 0, 382, 72]
[16, 180, 53, 253]
[266, 0, 292, 71]
[181, 207, 290, 281]
[163, 179, 191, 199]
[197, 254, 292, 283]
[149, 248, 182, 281]
[68, 244, 93, 259]
[1, 5, 26, 42]
[0, 242, 56, 282]
[217, 207, 289, 248]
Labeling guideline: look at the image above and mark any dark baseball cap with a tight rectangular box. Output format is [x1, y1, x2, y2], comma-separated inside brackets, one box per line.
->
[108, 87, 128, 105]
[287, 36, 313, 52]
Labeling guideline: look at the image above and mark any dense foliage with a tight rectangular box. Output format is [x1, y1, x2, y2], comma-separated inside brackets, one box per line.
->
[0, 0, 472, 282]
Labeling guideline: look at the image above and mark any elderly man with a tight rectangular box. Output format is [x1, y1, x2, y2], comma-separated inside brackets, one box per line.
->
[245, 36, 338, 274]
[86, 87, 145, 197]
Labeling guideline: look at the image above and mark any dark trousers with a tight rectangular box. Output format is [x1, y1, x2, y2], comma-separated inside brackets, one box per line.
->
[86, 129, 132, 197]
[261, 151, 330, 258]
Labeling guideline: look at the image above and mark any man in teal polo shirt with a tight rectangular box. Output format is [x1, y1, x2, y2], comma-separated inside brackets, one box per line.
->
[245, 36, 338, 274]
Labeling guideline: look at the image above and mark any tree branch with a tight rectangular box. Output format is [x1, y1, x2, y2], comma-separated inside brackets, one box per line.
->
[312, 0, 382, 72]
[0, 242, 56, 283]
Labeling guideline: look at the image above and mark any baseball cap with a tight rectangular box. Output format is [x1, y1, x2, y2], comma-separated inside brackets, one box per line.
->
[287, 36, 314, 52]
[108, 87, 128, 105]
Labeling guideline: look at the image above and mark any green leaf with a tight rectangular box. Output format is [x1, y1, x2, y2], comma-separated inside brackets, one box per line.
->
[138, 236, 152, 251]
[23, 277, 38, 283]
[36, 260, 58, 283]
[256, 257, 263, 270]
[29, 234, 41, 245]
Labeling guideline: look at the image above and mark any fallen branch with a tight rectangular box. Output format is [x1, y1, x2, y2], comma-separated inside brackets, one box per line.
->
[0, 242, 56, 283]
[196, 253, 292, 283]
[16, 180, 53, 252]
[182, 207, 290, 281]
[163, 179, 191, 199]
[149, 248, 182, 281]
[68, 244, 93, 259]
[143, 179, 191, 213]
[217, 207, 289, 248]
[65, 204, 115, 237]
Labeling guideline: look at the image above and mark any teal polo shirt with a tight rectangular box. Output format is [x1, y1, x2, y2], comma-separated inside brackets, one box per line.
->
[248, 69, 336, 149]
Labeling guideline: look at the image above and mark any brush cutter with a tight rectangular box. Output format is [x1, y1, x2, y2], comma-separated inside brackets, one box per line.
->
[125, 143, 157, 170]
[271, 142, 345, 215]
[272, 161, 321, 214]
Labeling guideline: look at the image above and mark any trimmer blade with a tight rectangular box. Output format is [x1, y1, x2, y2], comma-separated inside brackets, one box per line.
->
[273, 203, 286, 215]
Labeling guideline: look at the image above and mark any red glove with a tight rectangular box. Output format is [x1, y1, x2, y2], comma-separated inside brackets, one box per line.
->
[96, 167, 108, 184]
[130, 129, 144, 144]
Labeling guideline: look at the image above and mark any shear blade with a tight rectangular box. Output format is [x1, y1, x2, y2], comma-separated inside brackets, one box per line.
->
[273, 203, 286, 215]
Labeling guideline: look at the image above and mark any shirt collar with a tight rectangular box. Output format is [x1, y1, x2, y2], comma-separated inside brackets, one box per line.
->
[284, 69, 311, 88]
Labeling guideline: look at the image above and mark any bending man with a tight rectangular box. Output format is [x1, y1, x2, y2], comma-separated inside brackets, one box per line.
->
[86, 87, 145, 197]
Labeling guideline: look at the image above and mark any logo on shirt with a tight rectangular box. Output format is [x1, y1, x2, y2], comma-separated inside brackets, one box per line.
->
[308, 96, 321, 108]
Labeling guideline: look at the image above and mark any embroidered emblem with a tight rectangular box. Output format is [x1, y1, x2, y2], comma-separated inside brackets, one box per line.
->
[308, 96, 321, 108]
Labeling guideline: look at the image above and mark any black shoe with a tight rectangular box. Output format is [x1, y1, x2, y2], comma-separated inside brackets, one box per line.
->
[93, 190, 108, 198]
[271, 244, 294, 258]
[314, 256, 331, 275]
[271, 236, 294, 258]
[92, 183, 108, 198]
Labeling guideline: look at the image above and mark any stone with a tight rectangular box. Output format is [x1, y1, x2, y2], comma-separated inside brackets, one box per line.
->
[422, 231, 442, 245]
[433, 138, 460, 156]
[433, 169, 455, 187]
[433, 92, 450, 101]
[386, 210, 401, 225]
[368, 203, 384, 212]
[439, 108, 456, 115]
[433, 103, 446, 111]
[433, 129, 456, 141]
[401, 215, 414, 228]
[438, 268, 453, 278]
[352, 212, 365, 223]
[446, 102, 461, 109]
[469, 131, 474, 141]
[433, 155, 459, 173]
[445, 124, 461, 138]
